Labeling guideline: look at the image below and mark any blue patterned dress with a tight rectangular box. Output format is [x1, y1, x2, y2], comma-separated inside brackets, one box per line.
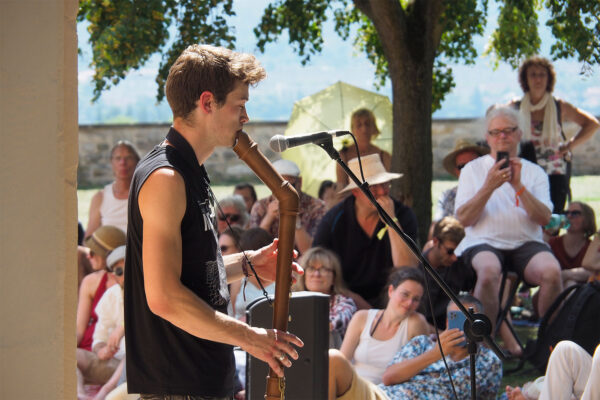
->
[378, 335, 502, 400]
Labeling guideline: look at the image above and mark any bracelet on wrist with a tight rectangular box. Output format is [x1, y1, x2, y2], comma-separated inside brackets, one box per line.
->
[515, 186, 525, 207]
[241, 256, 252, 277]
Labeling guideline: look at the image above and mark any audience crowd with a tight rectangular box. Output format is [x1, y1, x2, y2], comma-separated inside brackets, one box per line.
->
[77, 55, 599, 400]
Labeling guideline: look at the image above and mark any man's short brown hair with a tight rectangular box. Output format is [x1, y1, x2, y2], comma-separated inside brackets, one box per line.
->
[518, 56, 556, 93]
[165, 44, 266, 120]
[433, 216, 465, 245]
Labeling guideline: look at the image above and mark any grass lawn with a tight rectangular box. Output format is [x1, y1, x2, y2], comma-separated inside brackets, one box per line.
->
[77, 175, 600, 229]
[77, 175, 598, 394]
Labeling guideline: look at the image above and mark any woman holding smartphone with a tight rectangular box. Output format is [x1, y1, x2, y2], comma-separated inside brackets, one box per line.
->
[333, 267, 429, 387]
[328, 294, 503, 400]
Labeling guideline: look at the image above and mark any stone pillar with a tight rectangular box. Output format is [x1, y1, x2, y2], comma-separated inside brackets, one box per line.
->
[0, 1, 78, 398]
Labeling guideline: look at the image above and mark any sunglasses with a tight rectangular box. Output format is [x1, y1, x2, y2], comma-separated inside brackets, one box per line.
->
[564, 210, 582, 217]
[218, 213, 241, 222]
[438, 241, 456, 255]
[456, 163, 467, 171]
[112, 266, 124, 277]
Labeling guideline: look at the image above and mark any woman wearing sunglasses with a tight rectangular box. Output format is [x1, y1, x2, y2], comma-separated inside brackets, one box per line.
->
[549, 201, 597, 287]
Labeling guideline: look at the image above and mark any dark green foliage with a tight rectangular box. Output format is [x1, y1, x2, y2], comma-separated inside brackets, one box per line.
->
[488, 0, 541, 68]
[78, 0, 599, 107]
[78, 0, 236, 101]
[546, 0, 600, 72]
[254, 0, 487, 112]
[254, 0, 330, 64]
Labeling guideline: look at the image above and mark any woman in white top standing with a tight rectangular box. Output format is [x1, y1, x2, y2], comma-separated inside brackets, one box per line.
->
[510, 56, 599, 213]
[339, 267, 429, 385]
[85, 140, 140, 238]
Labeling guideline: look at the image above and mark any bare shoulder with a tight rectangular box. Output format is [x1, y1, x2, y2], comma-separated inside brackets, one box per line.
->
[89, 189, 104, 207]
[139, 167, 186, 220]
[557, 98, 596, 124]
[350, 309, 370, 327]
[557, 98, 577, 115]
[91, 189, 104, 201]
[408, 311, 427, 324]
[407, 311, 429, 337]
[145, 167, 183, 184]
[80, 271, 104, 297]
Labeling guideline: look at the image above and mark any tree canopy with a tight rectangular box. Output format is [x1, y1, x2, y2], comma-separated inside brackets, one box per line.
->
[79, 0, 600, 244]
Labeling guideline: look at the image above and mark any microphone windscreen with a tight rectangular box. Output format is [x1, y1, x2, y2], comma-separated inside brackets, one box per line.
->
[269, 135, 287, 152]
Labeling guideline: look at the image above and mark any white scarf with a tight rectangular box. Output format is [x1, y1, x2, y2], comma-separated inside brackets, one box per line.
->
[519, 92, 561, 146]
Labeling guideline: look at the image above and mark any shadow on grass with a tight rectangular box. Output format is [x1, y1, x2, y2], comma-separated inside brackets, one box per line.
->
[499, 325, 541, 393]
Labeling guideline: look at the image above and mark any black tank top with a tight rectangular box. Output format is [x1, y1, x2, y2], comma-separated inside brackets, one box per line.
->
[124, 127, 234, 396]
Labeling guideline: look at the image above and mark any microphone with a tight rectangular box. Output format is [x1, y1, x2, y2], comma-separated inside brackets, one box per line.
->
[269, 130, 350, 152]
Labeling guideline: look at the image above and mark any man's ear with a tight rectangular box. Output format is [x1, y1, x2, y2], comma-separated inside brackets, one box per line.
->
[197, 91, 214, 114]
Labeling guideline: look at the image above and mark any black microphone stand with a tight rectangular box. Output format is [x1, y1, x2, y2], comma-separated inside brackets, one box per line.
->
[315, 139, 508, 400]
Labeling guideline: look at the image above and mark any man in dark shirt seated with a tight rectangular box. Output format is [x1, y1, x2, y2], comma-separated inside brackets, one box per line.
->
[313, 154, 418, 308]
[418, 217, 476, 329]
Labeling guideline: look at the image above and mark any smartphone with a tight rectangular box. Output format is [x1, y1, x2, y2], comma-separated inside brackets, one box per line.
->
[497, 151, 510, 170]
[447, 310, 467, 347]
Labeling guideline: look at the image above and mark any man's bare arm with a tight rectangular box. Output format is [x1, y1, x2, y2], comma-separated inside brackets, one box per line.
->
[139, 168, 303, 376]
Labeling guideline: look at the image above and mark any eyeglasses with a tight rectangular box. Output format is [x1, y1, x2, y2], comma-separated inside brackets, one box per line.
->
[488, 127, 518, 137]
[564, 210, 582, 217]
[218, 213, 241, 222]
[305, 266, 334, 275]
[438, 241, 456, 256]
[456, 163, 467, 170]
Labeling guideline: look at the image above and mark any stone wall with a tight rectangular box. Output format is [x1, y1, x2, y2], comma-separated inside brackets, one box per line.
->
[78, 118, 599, 187]
[78, 122, 287, 187]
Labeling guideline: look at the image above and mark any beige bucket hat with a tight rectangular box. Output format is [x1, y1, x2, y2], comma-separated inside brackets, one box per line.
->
[442, 138, 489, 175]
[340, 154, 402, 193]
[84, 225, 126, 259]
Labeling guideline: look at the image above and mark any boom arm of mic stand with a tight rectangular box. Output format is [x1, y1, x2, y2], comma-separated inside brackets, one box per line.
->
[316, 139, 509, 363]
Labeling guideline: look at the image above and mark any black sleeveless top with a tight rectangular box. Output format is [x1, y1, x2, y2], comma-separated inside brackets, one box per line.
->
[124, 128, 234, 396]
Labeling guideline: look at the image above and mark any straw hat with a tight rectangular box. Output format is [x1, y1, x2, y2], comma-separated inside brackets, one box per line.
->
[84, 225, 126, 259]
[340, 154, 402, 192]
[442, 139, 489, 175]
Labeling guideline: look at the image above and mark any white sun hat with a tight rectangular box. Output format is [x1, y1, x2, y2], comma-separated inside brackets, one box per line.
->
[340, 153, 402, 193]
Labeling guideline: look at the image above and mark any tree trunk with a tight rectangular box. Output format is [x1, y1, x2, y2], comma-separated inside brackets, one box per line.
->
[357, 0, 442, 246]
[390, 59, 434, 247]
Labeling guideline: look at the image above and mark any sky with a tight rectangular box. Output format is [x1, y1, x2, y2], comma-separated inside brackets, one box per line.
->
[77, 1, 600, 124]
